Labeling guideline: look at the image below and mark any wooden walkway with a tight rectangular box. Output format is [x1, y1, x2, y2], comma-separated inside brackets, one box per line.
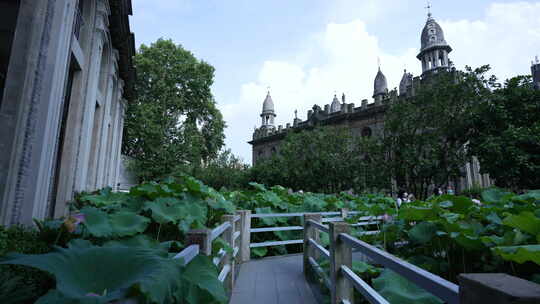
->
[229, 254, 319, 304]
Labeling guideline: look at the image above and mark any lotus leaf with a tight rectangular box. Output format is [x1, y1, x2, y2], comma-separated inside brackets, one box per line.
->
[372, 269, 443, 304]
[492, 245, 540, 265]
[0, 245, 184, 303]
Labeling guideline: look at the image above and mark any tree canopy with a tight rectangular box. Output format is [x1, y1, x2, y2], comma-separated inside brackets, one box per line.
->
[467, 75, 540, 190]
[383, 66, 494, 198]
[122, 39, 225, 181]
[251, 127, 387, 194]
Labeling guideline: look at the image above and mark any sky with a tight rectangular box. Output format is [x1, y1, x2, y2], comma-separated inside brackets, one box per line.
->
[130, 0, 540, 164]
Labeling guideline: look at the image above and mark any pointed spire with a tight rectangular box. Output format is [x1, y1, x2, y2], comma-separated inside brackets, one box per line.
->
[425, 1, 432, 19]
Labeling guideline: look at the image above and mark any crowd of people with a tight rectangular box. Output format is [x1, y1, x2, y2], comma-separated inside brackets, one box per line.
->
[395, 187, 455, 209]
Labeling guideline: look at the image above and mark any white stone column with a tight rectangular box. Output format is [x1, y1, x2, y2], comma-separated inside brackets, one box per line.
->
[76, 0, 110, 192]
[111, 99, 127, 189]
[0, 0, 77, 225]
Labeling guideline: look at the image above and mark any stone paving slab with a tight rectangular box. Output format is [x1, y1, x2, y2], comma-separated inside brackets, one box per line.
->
[230, 254, 318, 304]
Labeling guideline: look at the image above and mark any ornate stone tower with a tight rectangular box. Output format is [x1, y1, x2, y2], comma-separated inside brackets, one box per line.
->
[373, 67, 388, 104]
[330, 94, 341, 113]
[260, 91, 276, 129]
[532, 56, 540, 90]
[399, 69, 414, 97]
[417, 10, 452, 75]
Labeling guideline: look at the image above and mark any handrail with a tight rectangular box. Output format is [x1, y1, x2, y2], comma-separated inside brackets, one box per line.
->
[341, 265, 390, 304]
[307, 219, 329, 233]
[309, 238, 330, 259]
[250, 239, 303, 248]
[339, 233, 459, 304]
[172, 244, 200, 266]
[309, 256, 332, 289]
[210, 221, 231, 241]
[250, 225, 303, 233]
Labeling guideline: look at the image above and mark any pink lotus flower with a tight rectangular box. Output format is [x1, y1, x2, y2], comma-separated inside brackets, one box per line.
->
[64, 212, 85, 233]
[382, 213, 393, 222]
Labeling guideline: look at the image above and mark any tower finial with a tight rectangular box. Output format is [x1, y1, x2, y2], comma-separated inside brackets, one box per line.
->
[294, 109, 298, 119]
[266, 86, 271, 94]
[377, 57, 381, 70]
[425, 1, 432, 18]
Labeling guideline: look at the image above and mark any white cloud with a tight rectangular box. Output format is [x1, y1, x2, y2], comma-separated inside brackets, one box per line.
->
[221, 2, 540, 164]
[440, 2, 540, 81]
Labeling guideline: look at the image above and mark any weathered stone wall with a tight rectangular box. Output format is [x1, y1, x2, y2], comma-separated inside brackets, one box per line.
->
[0, 0, 134, 225]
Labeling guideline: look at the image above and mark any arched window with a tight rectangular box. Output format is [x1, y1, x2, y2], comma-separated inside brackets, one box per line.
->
[361, 127, 372, 138]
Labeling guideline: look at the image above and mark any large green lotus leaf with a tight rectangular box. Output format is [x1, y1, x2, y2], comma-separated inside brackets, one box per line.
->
[502, 211, 540, 235]
[0, 245, 183, 303]
[206, 190, 235, 214]
[103, 235, 179, 253]
[453, 233, 484, 251]
[481, 188, 513, 204]
[372, 269, 443, 304]
[248, 182, 267, 192]
[255, 207, 287, 226]
[398, 206, 438, 221]
[177, 202, 208, 233]
[408, 222, 438, 244]
[79, 188, 128, 208]
[492, 245, 540, 265]
[81, 207, 113, 238]
[35, 290, 107, 304]
[302, 195, 328, 211]
[182, 255, 227, 304]
[258, 191, 288, 210]
[129, 182, 160, 199]
[143, 198, 183, 224]
[513, 190, 540, 202]
[110, 211, 150, 237]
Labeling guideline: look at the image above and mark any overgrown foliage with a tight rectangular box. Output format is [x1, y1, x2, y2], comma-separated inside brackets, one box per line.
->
[1, 176, 233, 304]
[467, 75, 540, 190]
[179, 149, 250, 191]
[122, 39, 225, 181]
[250, 127, 388, 194]
[383, 66, 495, 198]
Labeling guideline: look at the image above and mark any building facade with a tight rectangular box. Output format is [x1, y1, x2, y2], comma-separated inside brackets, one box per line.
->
[249, 12, 496, 192]
[0, 0, 135, 226]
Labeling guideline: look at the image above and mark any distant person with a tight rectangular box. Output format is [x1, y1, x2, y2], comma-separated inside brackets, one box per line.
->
[396, 190, 408, 208]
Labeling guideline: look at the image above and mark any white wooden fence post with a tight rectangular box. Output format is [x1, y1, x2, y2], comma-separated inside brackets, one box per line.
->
[186, 229, 212, 256]
[329, 221, 353, 304]
[340, 208, 349, 219]
[221, 214, 235, 291]
[238, 210, 251, 262]
[303, 213, 322, 279]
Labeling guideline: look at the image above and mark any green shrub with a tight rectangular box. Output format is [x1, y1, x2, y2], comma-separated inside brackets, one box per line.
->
[0, 225, 55, 303]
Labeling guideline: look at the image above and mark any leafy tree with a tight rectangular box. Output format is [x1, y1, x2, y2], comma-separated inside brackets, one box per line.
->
[180, 149, 250, 191]
[251, 127, 388, 193]
[467, 75, 540, 190]
[383, 66, 494, 198]
[122, 39, 225, 181]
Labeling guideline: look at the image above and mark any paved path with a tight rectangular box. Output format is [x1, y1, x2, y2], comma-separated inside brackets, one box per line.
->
[230, 254, 318, 304]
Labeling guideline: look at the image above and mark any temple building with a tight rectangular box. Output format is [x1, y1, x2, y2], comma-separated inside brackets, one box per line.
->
[249, 11, 497, 192]
[0, 0, 135, 225]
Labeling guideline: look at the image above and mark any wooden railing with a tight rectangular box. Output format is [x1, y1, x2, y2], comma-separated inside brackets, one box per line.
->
[302, 214, 540, 304]
[249, 209, 380, 252]
[173, 209, 540, 303]
[173, 210, 250, 292]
